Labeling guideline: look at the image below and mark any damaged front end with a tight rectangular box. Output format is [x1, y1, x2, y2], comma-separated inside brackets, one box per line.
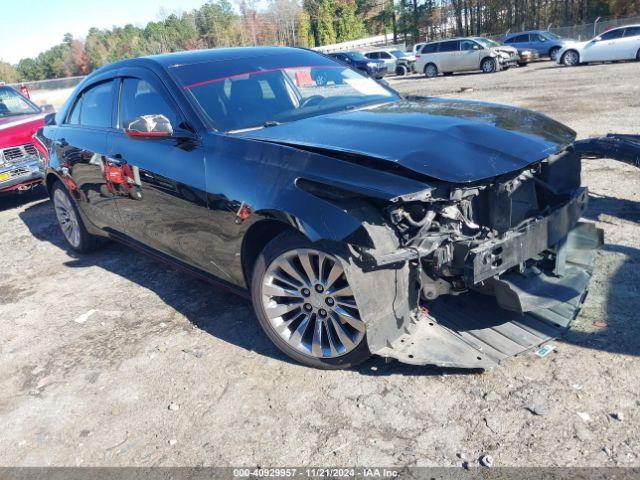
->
[350, 148, 607, 370]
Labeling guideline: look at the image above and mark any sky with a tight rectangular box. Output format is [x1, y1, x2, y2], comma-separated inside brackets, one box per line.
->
[0, 0, 209, 64]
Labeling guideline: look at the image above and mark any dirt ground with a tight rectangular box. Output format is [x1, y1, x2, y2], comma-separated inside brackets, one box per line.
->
[1, 60, 639, 468]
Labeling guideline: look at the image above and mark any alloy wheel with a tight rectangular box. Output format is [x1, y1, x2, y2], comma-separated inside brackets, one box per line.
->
[481, 58, 496, 73]
[425, 64, 437, 78]
[563, 50, 579, 66]
[260, 248, 365, 359]
[53, 189, 81, 248]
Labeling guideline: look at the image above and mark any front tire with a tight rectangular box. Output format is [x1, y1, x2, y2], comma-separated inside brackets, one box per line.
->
[549, 47, 561, 61]
[51, 182, 105, 253]
[251, 231, 370, 369]
[395, 64, 408, 76]
[481, 57, 497, 73]
[562, 50, 580, 66]
[636, 48, 640, 61]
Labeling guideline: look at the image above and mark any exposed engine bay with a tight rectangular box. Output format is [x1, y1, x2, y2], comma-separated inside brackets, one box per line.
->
[349, 148, 608, 369]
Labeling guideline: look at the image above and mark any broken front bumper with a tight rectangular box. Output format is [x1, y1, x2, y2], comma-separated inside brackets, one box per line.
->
[0, 158, 44, 193]
[373, 221, 602, 370]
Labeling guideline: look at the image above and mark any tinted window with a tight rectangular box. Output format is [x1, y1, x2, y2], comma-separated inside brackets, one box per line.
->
[513, 34, 530, 43]
[600, 28, 624, 40]
[421, 43, 438, 54]
[623, 26, 640, 37]
[460, 40, 477, 51]
[119, 78, 178, 129]
[439, 40, 460, 52]
[67, 97, 82, 124]
[530, 33, 546, 42]
[380, 52, 393, 59]
[79, 81, 114, 128]
[367, 52, 380, 59]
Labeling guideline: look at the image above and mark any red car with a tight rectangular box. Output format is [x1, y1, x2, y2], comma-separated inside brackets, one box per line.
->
[0, 85, 46, 194]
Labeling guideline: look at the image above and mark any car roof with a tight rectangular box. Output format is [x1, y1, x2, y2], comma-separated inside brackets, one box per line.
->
[424, 37, 484, 44]
[94, 46, 312, 73]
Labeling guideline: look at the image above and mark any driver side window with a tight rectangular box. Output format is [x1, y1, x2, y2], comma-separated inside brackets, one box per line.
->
[119, 78, 178, 130]
[600, 28, 624, 40]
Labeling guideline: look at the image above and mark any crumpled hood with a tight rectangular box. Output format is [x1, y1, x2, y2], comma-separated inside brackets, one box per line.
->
[237, 98, 576, 183]
[0, 113, 45, 149]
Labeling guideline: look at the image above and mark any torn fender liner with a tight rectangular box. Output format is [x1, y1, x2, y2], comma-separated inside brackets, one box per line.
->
[373, 222, 601, 370]
[328, 208, 419, 354]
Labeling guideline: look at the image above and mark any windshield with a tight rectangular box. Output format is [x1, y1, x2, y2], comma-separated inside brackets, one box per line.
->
[390, 50, 408, 58]
[345, 52, 368, 61]
[173, 52, 398, 132]
[475, 38, 501, 48]
[0, 87, 40, 117]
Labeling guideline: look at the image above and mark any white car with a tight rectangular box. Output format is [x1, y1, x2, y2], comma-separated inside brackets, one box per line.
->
[415, 37, 519, 77]
[557, 24, 640, 66]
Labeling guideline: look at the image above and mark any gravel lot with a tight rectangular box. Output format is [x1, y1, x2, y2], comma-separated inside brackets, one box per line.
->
[1, 60, 639, 468]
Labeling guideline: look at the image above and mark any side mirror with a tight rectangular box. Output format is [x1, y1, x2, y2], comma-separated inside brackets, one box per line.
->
[473, 44, 482, 50]
[593, 36, 602, 42]
[125, 114, 173, 138]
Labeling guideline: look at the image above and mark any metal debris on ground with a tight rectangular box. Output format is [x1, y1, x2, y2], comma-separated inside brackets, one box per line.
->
[479, 454, 494, 467]
[74, 309, 98, 324]
[536, 344, 555, 358]
[576, 411, 592, 422]
[610, 412, 624, 421]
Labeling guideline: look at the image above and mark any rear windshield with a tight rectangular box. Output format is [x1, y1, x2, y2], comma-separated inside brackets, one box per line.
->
[171, 50, 398, 132]
[0, 87, 40, 117]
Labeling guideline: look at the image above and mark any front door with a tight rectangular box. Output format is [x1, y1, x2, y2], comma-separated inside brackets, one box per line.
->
[459, 39, 482, 70]
[108, 72, 216, 273]
[55, 79, 122, 231]
[582, 28, 624, 62]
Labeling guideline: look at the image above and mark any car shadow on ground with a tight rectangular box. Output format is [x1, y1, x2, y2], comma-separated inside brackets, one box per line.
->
[16, 192, 640, 376]
[0, 186, 48, 212]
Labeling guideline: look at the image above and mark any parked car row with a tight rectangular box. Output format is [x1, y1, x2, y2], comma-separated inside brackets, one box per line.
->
[327, 48, 417, 78]
[412, 24, 640, 77]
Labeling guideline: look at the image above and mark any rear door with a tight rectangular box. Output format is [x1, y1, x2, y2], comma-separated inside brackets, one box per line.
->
[108, 70, 214, 272]
[438, 40, 462, 71]
[54, 79, 123, 231]
[509, 34, 530, 52]
[619, 26, 640, 59]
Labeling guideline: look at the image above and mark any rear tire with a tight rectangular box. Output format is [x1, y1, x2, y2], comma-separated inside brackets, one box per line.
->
[51, 181, 105, 253]
[636, 48, 640, 61]
[250, 230, 371, 369]
[424, 63, 438, 78]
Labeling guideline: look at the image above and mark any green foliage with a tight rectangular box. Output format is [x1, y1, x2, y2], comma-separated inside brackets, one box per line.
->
[334, 0, 367, 41]
[0, 61, 19, 83]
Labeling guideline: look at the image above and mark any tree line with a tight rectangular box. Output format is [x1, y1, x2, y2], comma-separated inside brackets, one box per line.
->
[0, 0, 638, 83]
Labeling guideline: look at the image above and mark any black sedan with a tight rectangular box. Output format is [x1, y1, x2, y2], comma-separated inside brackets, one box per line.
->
[37, 46, 612, 370]
[326, 51, 387, 79]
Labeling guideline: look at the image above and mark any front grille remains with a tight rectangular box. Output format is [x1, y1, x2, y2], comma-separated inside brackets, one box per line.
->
[0, 143, 38, 164]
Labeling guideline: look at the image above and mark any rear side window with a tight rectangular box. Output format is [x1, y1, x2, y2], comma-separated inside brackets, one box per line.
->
[119, 78, 178, 129]
[81, 81, 114, 128]
[367, 52, 380, 59]
[623, 26, 640, 37]
[421, 43, 438, 54]
[439, 40, 460, 52]
[66, 81, 114, 127]
[600, 28, 624, 40]
[513, 34, 530, 43]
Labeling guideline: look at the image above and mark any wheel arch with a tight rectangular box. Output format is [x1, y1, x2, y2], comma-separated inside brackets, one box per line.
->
[240, 217, 301, 288]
